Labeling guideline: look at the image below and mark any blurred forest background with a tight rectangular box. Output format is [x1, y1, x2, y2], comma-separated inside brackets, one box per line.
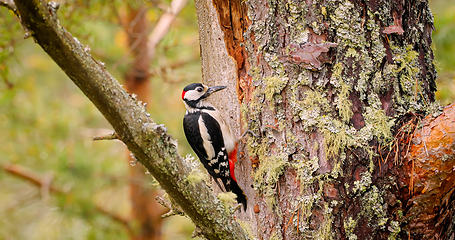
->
[0, 0, 454, 239]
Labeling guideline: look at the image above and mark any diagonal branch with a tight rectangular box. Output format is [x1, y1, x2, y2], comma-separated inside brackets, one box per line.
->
[2, 163, 61, 194]
[0, 0, 16, 12]
[12, 1, 249, 239]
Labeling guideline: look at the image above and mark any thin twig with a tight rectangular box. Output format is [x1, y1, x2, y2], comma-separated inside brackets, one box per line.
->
[1, 163, 134, 237]
[156, 196, 185, 218]
[93, 132, 118, 140]
[410, 156, 415, 195]
[394, 139, 399, 165]
[2, 163, 62, 194]
[384, 140, 395, 164]
[285, 209, 298, 231]
[405, 128, 415, 158]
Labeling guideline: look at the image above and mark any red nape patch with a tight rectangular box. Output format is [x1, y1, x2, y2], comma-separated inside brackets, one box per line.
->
[181, 91, 187, 100]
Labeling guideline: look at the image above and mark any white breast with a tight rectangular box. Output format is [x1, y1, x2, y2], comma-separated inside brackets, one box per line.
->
[203, 109, 236, 153]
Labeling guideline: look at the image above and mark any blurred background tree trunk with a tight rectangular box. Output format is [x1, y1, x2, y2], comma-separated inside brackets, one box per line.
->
[195, 0, 454, 239]
[123, 5, 166, 240]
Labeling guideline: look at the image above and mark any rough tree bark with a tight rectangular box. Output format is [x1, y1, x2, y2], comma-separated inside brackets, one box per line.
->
[195, 0, 454, 239]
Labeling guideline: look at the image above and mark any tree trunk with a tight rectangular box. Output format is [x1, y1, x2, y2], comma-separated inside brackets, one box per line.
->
[195, 0, 446, 239]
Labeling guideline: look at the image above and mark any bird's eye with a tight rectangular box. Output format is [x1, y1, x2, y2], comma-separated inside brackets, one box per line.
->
[197, 87, 203, 92]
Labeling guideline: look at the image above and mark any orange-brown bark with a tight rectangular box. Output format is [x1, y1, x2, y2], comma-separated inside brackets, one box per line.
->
[211, 0, 251, 102]
[124, 6, 151, 100]
[400, 103, 455, 238]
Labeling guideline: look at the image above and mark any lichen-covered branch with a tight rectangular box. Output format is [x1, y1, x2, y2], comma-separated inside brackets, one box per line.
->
[12, 1, 249, 239]
[2, 163, 61, 194]
[0, 0, 16, 12]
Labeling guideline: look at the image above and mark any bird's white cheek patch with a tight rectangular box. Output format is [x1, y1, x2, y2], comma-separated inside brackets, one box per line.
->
[184, 90, 203, 101]
[198, 116, 215, 160]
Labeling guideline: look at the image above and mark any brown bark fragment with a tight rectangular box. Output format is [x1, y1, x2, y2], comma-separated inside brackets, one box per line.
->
[282, 43, 338, 70]
[382, 25, 404, 35]
[383, 11, 404, 35]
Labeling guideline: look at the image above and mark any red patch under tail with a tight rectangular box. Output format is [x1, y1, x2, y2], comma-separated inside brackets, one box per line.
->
[228, 143, 238, 182]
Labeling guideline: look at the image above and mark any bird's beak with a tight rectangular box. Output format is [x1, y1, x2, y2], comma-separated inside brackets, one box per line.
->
[205, 85, 227, 96]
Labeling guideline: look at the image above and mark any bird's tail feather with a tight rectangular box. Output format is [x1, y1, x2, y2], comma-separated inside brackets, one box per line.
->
[230, 180, 247, 211]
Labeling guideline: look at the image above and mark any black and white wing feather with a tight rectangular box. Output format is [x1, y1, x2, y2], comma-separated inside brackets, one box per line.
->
[183, 111, 232, 189]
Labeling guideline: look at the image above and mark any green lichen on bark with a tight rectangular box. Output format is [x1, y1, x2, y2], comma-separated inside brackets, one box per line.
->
[310, 201, 334, 239]
[217, 192, 237, 211]
[352, 171, 373, 194]
[336, 82, 354, 123]
[293, 155, 319, 190]
[264, 75, 288, 104]
[236, 219, 256, 240]
[361, 186, 388, 230]
[320, 119, 356, 158]
[363, 106, 394, 144]
[388, 220, 401, 240]
[344, 216, 358, 240]
[386, 44, 429, 113]
[253, 150, 288, 210]
[297, 89, 331, 130]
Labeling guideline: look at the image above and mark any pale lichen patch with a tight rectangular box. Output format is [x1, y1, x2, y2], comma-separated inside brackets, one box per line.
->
[344, 216, 358, 240]
[253, 151, 288, 209]
[217, 192, 237, 210]
[264, 76, 288, 102]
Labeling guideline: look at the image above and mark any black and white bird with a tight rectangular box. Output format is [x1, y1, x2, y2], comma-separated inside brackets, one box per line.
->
[182, 83, 247, 210]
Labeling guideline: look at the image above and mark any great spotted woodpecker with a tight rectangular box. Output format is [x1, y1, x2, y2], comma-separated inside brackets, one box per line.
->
[182, 83, 247, 210]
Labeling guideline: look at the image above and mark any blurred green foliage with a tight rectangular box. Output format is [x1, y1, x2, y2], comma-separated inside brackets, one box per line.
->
[0, 0, 200, 239]
[431, 0, 455, 104]
[0, 0, 454, 239]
